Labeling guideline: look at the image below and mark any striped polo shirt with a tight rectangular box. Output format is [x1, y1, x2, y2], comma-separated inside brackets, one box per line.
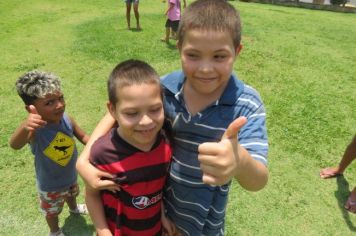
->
[161, 71, 268, 236]
[90, 129, 172, 236]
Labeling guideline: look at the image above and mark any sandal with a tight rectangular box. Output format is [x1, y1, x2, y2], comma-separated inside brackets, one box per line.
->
[69, 204, 88, 215]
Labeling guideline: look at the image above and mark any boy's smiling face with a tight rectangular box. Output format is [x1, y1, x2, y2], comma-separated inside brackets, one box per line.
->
[178, 29, 241, 98]
[30, 92, 65, 124]
[108, 83, 164, 152]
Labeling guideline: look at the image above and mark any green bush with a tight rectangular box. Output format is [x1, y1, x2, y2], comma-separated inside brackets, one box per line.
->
[330, 0, 347, 5]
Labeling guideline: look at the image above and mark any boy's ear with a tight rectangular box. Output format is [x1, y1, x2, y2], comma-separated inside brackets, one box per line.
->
[176, 41, 182, 52]
[235, 44, 243, 56]
[107, 101, 116, 117]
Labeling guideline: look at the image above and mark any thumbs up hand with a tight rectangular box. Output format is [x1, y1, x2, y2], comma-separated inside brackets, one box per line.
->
[198, 116, 247, 186]
[24, 105, 47, 132]
[9, 105, 48, 149]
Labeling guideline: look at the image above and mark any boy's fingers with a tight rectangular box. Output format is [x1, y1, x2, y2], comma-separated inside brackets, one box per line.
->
[27, 105, 47, 127]
[96, 170, 120, 191]
[98, 170, 116, 179]
[202, 173, 219, 185]
[198, 142, 221, 160]
[28, 105, 39, 114]
[100, 181, 121, 192]
[221, 116, 247, 140]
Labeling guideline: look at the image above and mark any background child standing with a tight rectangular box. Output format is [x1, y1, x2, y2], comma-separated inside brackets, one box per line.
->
[125, 0, 141, 30]
[85, 60, 174, 236]
[9, 71, 89, 236]
[77, 0, 269, 235]
[161, 0, 186, 43]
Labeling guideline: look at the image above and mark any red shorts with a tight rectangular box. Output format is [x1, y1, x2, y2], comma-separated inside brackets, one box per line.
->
[38, 183, 79, 218]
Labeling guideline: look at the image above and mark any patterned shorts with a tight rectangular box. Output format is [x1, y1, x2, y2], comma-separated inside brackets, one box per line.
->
[39, 183, 79, 218]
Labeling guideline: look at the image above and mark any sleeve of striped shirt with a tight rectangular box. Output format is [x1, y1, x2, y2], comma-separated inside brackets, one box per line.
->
[238, 87, 268, 166]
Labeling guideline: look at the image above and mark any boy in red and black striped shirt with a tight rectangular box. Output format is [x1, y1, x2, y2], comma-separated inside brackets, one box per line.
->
[85, 59, 174, 236]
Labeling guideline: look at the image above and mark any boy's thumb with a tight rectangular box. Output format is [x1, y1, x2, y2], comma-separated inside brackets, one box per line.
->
[28, 105, 39, 114]
[221, 116, 247, 140]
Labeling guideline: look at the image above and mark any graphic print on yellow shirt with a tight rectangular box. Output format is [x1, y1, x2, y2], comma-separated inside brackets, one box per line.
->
[43, 132, 75, 166]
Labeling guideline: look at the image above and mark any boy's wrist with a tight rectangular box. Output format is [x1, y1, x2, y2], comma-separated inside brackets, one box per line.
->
[233, 145, 251, 179]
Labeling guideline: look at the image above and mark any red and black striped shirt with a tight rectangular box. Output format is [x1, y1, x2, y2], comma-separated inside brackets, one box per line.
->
[90, 128, 172, 236]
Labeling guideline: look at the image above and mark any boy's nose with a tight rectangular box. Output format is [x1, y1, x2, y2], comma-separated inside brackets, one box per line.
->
[199, 61, 213, 73]
[56, 100, 65, 109]
[139, 114, 153, 125]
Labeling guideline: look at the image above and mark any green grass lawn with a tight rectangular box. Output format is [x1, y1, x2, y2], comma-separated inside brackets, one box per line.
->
[0, 0, 355, 235]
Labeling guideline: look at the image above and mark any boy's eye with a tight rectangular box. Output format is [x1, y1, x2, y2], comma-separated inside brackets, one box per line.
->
[150, 107, 162, 113]
[46, 100, 54, 106]
[125, 112, 138, 117]
[59, 96, 65, 102]
[214, 55, 227, 60]
[186, 53, 199, 59]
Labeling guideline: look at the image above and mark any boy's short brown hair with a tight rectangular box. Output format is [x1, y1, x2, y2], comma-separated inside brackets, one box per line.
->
[108, 59, 162, 105]
[177, 0, 241, 48]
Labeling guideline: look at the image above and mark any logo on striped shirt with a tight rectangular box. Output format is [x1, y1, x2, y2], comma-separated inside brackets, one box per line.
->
[132, 193, 162, 210]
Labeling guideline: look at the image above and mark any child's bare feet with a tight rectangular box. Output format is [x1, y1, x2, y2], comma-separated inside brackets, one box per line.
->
[345, 188, 356, 213]
[319, 167, 343, 179]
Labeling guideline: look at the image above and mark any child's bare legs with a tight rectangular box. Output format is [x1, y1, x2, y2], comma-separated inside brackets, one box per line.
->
[345, 187, 356, 213]
[320, 135, 356, 213]
[66, 195, 78, 212]
[46, 216, 60, 233]
[133, 2, 140, 30]
[65, 184, 88, 214]
[161, 27, 170, 43]
[320, 135, 356, 179]
[170, 28, 177, 40]
[126, 3, 132, 29]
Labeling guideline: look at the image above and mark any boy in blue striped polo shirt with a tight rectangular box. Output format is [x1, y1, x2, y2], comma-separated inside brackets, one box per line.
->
[77, 0, 269, 235]
[160, 1, 268, 234]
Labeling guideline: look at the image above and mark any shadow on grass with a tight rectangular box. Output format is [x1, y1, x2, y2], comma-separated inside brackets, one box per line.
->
[129, 28, 143, 32]
[335, 175, 355, 232]
[62, 214, 95, 236]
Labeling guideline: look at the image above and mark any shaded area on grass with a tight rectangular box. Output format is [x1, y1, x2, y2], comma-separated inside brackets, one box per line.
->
[335, 176, 356, 232]
[62, 214, 95, 236]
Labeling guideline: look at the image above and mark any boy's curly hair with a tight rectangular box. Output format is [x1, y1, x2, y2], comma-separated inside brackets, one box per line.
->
[16, 71, 62, 105]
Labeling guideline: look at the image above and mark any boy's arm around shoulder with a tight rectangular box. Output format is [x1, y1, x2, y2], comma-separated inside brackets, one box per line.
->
[69, 116, 90, 145]
[76, 112, 120, 192]
[9, 105, 46, 149]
